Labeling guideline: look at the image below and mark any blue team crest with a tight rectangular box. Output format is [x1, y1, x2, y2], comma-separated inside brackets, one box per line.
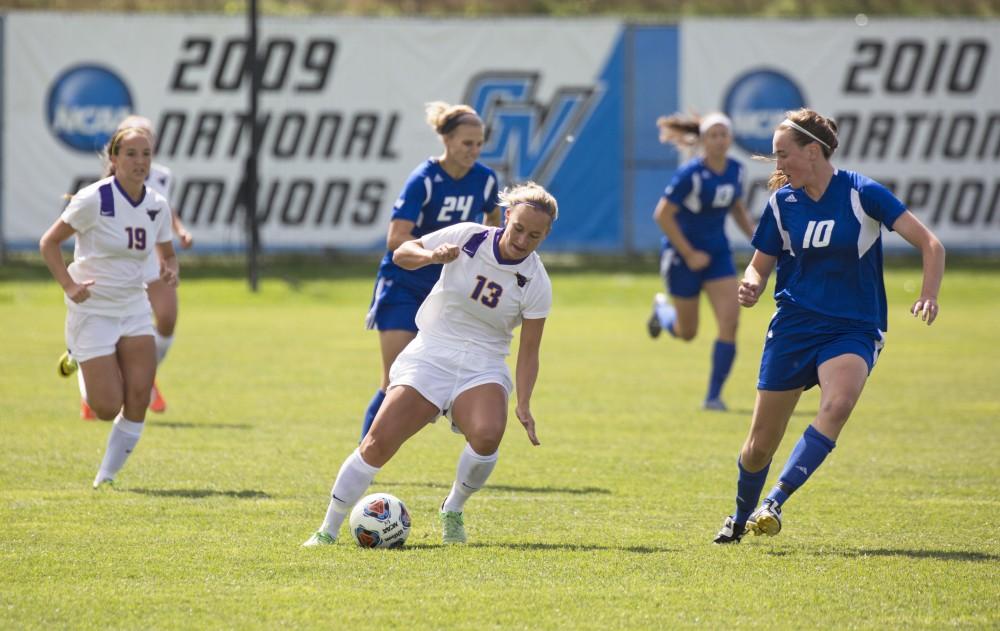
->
[465, 72, 601, 186]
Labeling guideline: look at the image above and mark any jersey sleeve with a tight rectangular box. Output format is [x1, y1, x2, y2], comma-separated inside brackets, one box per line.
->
[60, 189, 98, 234]
[419, 222, 476, 251]
[750, 195, 784, 256]
[858, 179, 907, 231]
[521, 266, 552, 320]
[484, 170, 500, 212]
[663, 164, 694, 206]
[734, 163, 746, 200]
[391, 170, 430, 223]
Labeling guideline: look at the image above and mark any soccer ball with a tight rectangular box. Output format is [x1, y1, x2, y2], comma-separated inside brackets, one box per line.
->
[349, 492, 411, 548]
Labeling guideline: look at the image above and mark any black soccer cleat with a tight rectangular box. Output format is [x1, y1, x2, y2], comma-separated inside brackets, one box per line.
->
[713, 515, 746, 544]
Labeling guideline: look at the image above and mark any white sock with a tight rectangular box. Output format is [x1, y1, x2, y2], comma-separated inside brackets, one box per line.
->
[442, 443, 498, 513]
[94, 415, 144, 485]
[154, 332, 174, 365]
[320, 448, 380, 538]
[77, 371, 88, 402]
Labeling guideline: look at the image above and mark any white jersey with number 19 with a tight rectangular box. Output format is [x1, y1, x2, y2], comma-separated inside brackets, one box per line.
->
[61, 176, 172, 316]
[416, 222, 552, 358]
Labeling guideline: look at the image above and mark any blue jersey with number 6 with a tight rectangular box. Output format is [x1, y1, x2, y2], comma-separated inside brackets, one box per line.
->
[377, 159, 499, 295]
[752, 169, 907, 331]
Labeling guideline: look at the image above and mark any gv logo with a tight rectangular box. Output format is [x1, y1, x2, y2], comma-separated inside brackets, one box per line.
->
[464, 72, 600, 186]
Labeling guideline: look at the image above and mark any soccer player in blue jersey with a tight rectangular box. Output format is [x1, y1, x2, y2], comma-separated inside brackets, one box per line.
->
[713, 109, 945, 544]
[359, 102, 501, 440]
[647, 112, 755, 411]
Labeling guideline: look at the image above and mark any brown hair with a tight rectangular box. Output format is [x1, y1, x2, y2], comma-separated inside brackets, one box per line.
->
[101, 126, 153, 178]
[425, 101, 482, 136]
[655, 113, 702, 151]
[767, 108, 839, 190]
[499, 181, 558, 223]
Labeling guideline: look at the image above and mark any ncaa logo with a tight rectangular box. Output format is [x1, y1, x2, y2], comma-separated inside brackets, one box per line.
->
[723, 69, 806, 155]
[47, 65, 133, 153]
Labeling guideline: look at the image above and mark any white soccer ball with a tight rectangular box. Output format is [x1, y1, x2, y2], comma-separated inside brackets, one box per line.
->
[349, 492, 411, 548]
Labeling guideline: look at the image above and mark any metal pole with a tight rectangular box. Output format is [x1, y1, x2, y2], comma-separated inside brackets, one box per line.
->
[246, 0, 261, 291]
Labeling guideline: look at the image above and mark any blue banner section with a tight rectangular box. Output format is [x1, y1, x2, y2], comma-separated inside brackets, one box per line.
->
[627, 25, 680, 254]
[541, 28, 626, 252]
[539, 24, 680, 253]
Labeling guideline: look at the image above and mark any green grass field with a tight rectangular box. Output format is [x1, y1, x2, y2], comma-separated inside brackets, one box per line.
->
[1, 256, 998, 629]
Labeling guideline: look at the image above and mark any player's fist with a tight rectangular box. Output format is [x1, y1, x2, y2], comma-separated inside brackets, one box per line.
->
[178, 230, 194, 249]
[737, 278, 761, 307]
[66, 280, 95, 304]
[684, 250, 711, 271]
[431, 244, 460, 264]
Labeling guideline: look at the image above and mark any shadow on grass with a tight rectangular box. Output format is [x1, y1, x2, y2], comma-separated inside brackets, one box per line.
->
[378, 481, 612, 495]
[154, 421, 253, 430]
[765, 547, 999, 563]
[401, 542, 670, 554]
[126, 488, 270, 499]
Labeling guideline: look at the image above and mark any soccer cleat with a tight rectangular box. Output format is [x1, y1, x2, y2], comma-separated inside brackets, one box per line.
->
[149, 382, 167, 413]
[93, 477, 115, 490]
[302, 531, 337, 547]
[713, 515, 746, 544]
[80, 400, 97, 421]
[58, 351, 78, 377]
[746, 500, 783, 537]
[646, 293, 667, 339]
[440, 509, 467, 544]
[702, 398, 728, 412]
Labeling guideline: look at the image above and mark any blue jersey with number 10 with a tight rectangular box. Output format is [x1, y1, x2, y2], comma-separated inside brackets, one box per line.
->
[377, 159, 499, 295]
[752, 169, 907, 332]
[662, 156, 745, 253]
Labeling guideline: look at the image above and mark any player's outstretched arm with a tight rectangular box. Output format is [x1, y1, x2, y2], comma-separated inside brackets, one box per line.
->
[156, 241, 180, 287]
[892, 211, 945, 325]
[738, 250, 776, 308]
[514, 317, 546, 446]
[392, 239, 459, 270]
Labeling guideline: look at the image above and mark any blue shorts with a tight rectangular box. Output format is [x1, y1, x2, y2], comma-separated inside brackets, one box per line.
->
[364, 276, 427, 332]
[659, 247, 736, 298]
[757, 304, 885, 391]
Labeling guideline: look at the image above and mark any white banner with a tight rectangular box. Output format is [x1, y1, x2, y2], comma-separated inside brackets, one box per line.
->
[3, 13, 619, 249]
[682, 19, 1000, 249]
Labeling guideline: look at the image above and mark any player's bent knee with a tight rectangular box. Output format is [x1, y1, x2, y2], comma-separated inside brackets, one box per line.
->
[819, 397, 857, 423]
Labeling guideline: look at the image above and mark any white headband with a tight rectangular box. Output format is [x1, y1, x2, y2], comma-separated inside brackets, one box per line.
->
[698, 113, 732, 136]
[780, 119, 831, 151]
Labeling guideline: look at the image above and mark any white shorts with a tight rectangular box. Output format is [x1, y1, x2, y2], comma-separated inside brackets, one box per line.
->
[65, 310, 154, 362]
[388, 334, 513, 423]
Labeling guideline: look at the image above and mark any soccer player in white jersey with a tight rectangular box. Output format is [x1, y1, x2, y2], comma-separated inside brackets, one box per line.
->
[713, 109, 945, 543]
[359, 101, 501, 441]
[647, 112, 755, 411]
[305, 182, 556, 547]
[67, 115, 194, 419]
[40, 126, 179, 488]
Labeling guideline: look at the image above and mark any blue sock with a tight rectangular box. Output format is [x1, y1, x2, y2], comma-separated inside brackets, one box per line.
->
[707, 340, 736, 401]
[655, 301, 677, 337]
[735, 458, 770, 526]
[359, 389, 386, 441]
[766, 424, 836, 506]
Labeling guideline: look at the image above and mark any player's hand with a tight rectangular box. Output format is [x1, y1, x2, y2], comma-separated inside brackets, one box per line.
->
[431, 244, 460, 264]
[160, 265, 179, 287]
[684, 250, 711, 271]
[66, 280, 95, 304]
[737, 278, 762, 307]
[178, 230, 194, 249]
[911, 297, 939, 325]
[516, 406, 540, 446]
